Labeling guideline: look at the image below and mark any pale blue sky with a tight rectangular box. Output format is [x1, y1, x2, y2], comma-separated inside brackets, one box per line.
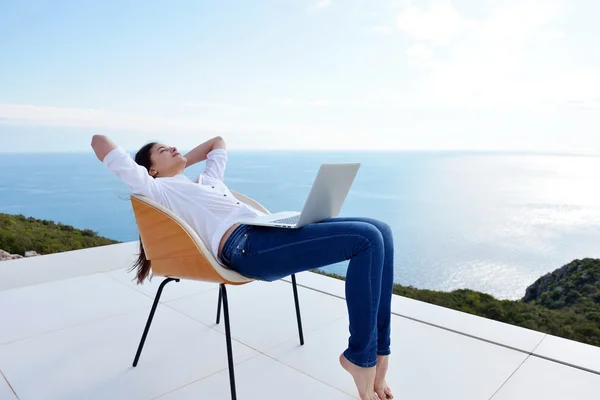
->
[1, 0, 599, 152]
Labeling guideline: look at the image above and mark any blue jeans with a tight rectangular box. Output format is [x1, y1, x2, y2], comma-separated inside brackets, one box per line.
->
[220, 217, 394, 368]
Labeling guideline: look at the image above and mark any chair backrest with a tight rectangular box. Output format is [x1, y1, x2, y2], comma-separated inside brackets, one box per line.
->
[130, 190, 269, 285]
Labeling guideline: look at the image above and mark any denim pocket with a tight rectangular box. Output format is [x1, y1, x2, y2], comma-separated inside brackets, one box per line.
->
[230, 226, 252, 257]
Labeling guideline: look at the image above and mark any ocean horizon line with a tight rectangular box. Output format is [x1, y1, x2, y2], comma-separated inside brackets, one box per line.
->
[2, 149, 600, 158]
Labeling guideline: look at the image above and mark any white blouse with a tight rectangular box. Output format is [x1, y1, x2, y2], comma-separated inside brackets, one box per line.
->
[103, 147, 266, 263]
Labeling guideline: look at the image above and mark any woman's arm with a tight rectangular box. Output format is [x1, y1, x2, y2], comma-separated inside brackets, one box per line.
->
[91, 134, 118, 161]
[90, 134, 162, 199]
[183, 136, 226, 168]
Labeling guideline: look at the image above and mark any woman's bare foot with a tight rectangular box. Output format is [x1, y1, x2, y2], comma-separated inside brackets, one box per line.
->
[374, 355, 394, 399]
[339, 353, 381, 400]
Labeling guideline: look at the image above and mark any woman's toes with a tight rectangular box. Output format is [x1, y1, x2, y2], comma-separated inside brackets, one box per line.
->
[375, 385, 393, 399]
[385, 385, 393, 399]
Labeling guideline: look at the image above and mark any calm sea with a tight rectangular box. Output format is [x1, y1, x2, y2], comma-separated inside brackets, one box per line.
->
[2, 150, 600, 299]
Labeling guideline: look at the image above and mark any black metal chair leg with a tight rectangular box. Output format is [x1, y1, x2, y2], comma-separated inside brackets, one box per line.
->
[132, 277, 179, 367]
[220, 284, 237, 400]
[291, 274, 305, 345]
[216, 285, 222, 324]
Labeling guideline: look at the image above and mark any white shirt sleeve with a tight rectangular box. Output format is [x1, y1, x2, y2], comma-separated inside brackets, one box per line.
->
[202, 148, 228, 182]
[103, 147, 162, 199]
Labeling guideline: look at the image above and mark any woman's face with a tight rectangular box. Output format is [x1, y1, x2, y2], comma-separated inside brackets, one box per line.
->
[148, 143, 187, 177]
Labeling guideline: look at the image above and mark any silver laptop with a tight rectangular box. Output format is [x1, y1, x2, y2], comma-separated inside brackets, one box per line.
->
[238, 163, 360, 229]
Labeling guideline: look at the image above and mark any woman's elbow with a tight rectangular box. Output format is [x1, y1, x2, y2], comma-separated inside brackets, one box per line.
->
[90, 135, 116, 162]
[213, 136, 226, 149]
[91, 134, 106, 147]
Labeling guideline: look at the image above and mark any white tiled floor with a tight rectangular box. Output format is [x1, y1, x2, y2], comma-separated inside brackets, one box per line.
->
[106, 268, 217, 302]
[1, 245, 598, 400]
[0, 306, 258, 400]
[68, 241, 141, 272]
[533, 334, 600, 374]
[156, 354, 355, 400]
[0, 371, 17, 400]
[166, 280, 348, 353]
[491, 356, 600, 400]
[0, 242, 140, 291]
[285, 270, 346, 299]
[391, 295, 546, 353]
[0, 273, 151, 344]
[0, 251, 88, 291]
[267, 316, 529, 400]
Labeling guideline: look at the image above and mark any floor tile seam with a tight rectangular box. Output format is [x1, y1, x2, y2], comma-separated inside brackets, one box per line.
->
[159, 299, 266, 355]
[529, 353, 600, 376]
[0, 367, 20, 399]
[103, 272, 220, 303]
[488, 332, 549, 400]
[259, 351, 356, 398]
[0, 303, 154, 346]
[0, 258, 101, 292]
[251, 314, 348, 354]
[148, 353, 264, 400]
[102, 271, 161, 300]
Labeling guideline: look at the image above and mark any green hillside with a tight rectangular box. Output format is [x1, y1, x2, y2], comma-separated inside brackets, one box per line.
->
[0, 213, 118, 255]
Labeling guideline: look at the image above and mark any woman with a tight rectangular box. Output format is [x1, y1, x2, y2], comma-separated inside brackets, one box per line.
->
[91, 134, 394, 400]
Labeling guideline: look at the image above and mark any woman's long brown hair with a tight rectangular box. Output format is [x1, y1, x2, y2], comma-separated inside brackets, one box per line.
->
[129, 142, 157, 284]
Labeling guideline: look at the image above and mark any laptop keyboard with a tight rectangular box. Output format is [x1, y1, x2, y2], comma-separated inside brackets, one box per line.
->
[272, 215, 300, 225]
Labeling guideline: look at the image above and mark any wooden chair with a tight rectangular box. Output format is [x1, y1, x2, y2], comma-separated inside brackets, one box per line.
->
[129, 192, 305, 400]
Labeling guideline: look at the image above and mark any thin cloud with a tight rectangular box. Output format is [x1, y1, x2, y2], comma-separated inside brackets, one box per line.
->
[397, 0, 464, 46]
[0, 103, 235, 133]
[566, 99, 600, 111]
[182, 102, 247, 112]
[308, 0, 331, 11]
[372, 25, 393, 34]
[405, 43, 432, 59]
[271, 98, 329, 106]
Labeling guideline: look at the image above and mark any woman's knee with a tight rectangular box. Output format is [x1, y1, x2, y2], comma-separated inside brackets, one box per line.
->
[353, 222, 385, 250]
[358, 218, 393, 238]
